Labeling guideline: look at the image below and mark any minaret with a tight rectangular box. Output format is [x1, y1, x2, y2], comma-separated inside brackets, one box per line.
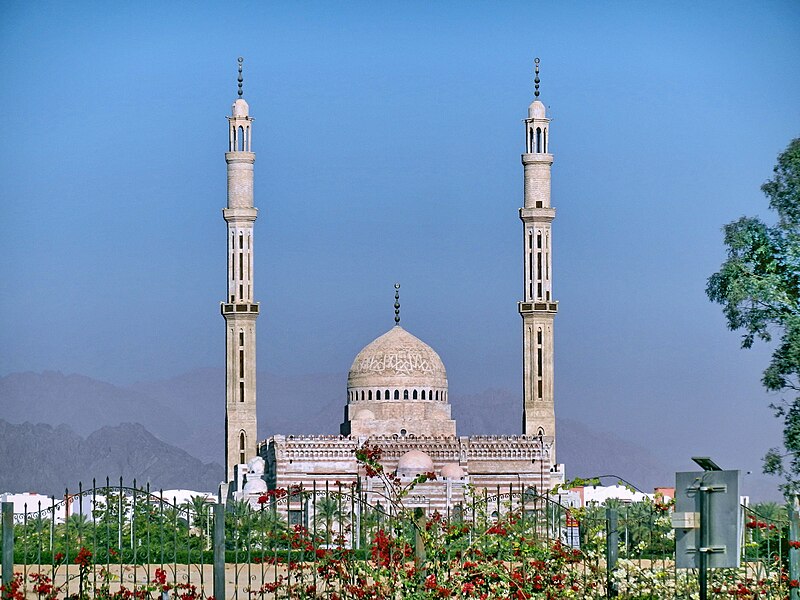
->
[223, 58, 259, 482]
[519, 59, 557, 460]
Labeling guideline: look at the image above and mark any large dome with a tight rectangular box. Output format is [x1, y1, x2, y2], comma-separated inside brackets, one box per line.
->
[348, 326, 447, 391]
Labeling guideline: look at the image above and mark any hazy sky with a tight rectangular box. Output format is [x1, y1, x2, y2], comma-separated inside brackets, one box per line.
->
[1, 1, 799, 491]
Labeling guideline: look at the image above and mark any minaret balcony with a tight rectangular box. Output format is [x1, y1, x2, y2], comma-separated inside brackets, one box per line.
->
[518, 301, 558, 314]
[221, 302, 260, 315]
[225, 151, 256, 163]
[519, 207, 555, 221]
[223, 207, 258, 221]
[521, 153, 553, 165]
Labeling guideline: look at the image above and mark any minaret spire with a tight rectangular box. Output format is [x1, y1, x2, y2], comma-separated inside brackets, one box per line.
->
[394, 283, 401, 325]
[237, 57, 244, 98]
[223, 58, 259, 484]
[534, 57, 540, 99]
[519, 59, 557, 466]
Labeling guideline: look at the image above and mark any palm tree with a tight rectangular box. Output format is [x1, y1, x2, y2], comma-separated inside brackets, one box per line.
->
[65, 513, 91, 544]
[15, 516, 53, 554]
[183, 495, 212, 530]
[751, 501, 787, 523]
[313, 496, 351, 545]
[359, 505, 383, 546]
[225, 500, 257, 550]
[253, 506, 287, 547]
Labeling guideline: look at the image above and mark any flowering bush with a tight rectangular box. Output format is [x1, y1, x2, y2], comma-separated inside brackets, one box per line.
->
[4, 451, 795, 598]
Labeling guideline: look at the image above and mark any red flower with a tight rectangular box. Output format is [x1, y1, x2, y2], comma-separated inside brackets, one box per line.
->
[73, 547, 92, 568]
[53, 552, 64, 562]
[424, 574, 437, 589]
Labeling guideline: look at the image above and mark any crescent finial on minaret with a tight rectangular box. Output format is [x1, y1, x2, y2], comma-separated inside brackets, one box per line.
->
[534, 57, 540, 99]
[237, 57, 244, 98]
[394, 283, 401, 325]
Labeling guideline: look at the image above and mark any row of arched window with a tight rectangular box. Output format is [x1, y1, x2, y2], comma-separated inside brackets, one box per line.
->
[348, 388, 447, 402]
[527, 126, 548, 154]
[230, 124, 252, 152]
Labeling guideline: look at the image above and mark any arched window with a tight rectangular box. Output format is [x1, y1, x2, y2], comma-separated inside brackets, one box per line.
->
[543, 128, 547, 153]
[538, 427, 545, 437]
[360, 390, 364, 401]
[403, 389, 409, 400]
[535, 128, 542, 153]
[429, 390, 433, 400]
[239, 431, 246, 464]
[421, 390, 426, 400]
[385, 389, 390, 399]
[368, 390, 373, 400]
[376, 390, 381, 400]
[394, 389, 399, 400]
[412, 390, 418, 400]
[238, 126, 245, 151]
[435, 391, 439, 401]
[537, 327, 544, 399]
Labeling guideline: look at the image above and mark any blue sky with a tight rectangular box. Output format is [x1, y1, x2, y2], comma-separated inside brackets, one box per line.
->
[1, 1, 799, 490]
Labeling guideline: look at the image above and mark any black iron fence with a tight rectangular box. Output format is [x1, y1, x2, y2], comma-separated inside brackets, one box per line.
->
[1, 479, 796, 598]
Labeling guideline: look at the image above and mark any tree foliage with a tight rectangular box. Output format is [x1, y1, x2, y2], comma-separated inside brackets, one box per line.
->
[707, 137, 800, 494]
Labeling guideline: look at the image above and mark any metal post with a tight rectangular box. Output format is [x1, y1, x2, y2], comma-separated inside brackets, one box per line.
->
[789, 495, 800, 600]
[414, 507, 426, 572]
[213, 503, 225, 600]
[699, 487, 709, 600]
[605, 507, 618, 598]
[2, 502, 13, 591]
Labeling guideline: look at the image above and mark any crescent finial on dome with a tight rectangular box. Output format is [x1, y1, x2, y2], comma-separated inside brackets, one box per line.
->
[237, 57, 244, 98]
[394, 283, 401, 325]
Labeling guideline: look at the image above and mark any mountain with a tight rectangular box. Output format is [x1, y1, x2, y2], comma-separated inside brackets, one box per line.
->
[0, 420, 223, 496]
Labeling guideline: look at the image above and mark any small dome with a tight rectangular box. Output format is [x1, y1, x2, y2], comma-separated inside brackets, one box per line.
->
[397, 450, 434, 477]
[354, 409, 375, 420]
[528, 100, 546, 119]
[348, 326, 447, 391]
[232, 98, 250, 117]
[440, 463, 465, 480]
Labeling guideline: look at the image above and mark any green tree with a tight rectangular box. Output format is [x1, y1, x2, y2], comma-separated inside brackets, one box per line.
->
[707, 137, 800, 495]
[313, 495, 351, 544]
[183, 494, 212, 531]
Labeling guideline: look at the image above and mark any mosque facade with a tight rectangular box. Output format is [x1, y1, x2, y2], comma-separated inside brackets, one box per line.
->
[222, 59, 564, 512]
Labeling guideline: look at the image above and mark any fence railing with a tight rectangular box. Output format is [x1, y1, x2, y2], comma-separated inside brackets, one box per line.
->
[1, 479, 796, 599]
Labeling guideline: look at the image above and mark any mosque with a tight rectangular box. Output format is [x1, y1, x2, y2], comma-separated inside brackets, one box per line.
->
[220, 58, 564, 513]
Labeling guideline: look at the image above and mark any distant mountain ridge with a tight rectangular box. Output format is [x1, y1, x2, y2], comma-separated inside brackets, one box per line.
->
[0, 370, 781, 500]
[0, 420, 223, 496]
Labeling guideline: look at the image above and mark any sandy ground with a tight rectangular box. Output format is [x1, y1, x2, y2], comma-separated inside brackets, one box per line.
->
[10, 563, 304, 599]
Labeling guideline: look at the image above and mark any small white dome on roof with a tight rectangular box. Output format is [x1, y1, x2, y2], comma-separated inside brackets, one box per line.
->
[440, 463, 465, 479]
[348, 326, 447, 391]
[528, 100, 546, 119]
[232, 98, 249, 117]
[397, 450, 434, 476]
